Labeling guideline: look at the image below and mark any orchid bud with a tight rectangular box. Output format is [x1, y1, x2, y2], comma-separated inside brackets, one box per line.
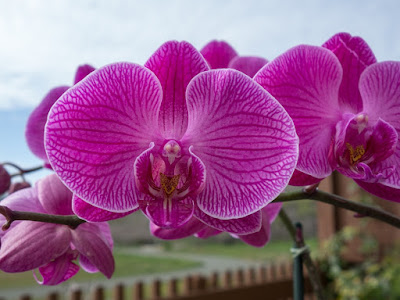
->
[0, 165, 11, 194]
[8, 181, 31, 194]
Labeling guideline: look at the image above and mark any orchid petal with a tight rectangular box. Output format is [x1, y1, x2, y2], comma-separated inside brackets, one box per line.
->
[228, 56, 268, 78]
[355, 180, 400, 203]
[323, 32, 376, 113]
[0, 187, 44, 237]
[26, 86, 69, 161]
[255, 45, 342, 178]
[45, 63, 163, 212]
[200, 40, 238, 69]
[74, 64, 96, 84]
[360, 62, 400, 188]
[195, 227, 221, 239]
[72, 223, 115, 278]
[184, 69, 298, 219]
[194, 207, 262, 235]
[73, 195, 137, 222]
[37, 174, 73, 215]
[145, 41, 209, 139]
[238, 203, 281, 247]
[0, 222, 71, 272]
[34, 250, 79, 285]
[79, 254, 99, 273]
[150, 217, 206, 240]
[289, 169, 322, 186]
[139, 196, 194, 229]
[133, 143, 159, 195]
[264, 202, 283, 222]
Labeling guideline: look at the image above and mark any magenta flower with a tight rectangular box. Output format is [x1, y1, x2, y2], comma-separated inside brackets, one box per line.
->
[201, 40, 268, 77]
[45, 41, 298, 229]
[0, 174, 114, 285]
[26, 64, 95, 165]
[151, 203, 282, 247]
[254, 32, 400, 202]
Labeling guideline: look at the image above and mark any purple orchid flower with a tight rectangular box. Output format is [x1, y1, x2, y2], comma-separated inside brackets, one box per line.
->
[151, 202, 282, 247]
[0, 174, 114, 285]
[254, 32, 400, 202]
[45, 40, 299, 230]
[26, 64, 95, 166]
[201, 40, 268, 77]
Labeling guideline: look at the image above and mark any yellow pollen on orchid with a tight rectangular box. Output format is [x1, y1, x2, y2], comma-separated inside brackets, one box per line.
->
[160, 173, 180, 196]
[346, 143, 365, 165]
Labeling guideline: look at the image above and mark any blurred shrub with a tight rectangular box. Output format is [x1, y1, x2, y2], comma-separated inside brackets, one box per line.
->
[319, 226, 400, 300]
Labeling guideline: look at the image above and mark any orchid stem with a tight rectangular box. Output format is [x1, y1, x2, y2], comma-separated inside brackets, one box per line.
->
[2, 162, 44, 178]
[274, 188, 400, 230]
[279, 209, 325, 300]
[0, 206, 85, 230]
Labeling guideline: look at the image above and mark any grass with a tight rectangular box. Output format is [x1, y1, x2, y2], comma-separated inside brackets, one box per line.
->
[0, 251, 202, 290]
[162, 236, 319, 261]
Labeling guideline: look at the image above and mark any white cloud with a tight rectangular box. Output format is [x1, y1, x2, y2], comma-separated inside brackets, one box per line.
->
[0, 0, 399, 110]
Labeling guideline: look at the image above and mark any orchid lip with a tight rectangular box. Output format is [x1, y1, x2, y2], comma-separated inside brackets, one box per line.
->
[145, 142, 197, 200]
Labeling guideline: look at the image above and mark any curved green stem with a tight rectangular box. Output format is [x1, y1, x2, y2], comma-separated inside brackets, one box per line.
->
[274, 188, 400, 230]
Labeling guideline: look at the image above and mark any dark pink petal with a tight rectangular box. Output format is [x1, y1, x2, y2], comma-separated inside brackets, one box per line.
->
[139, 197, 194, 229]
[77, 222, 114, 250]
[45, 63, 163, 212]
[37, 174, 73, 215]
[145, 41, 209, 139]
[72, 195, 137, 222]
[26, 86, 69, 161]
[72, 223, 115, 278]
[255, 45, 342, 178]
[0, 187, 44, 237]
[150, 217, 206, 240]
[360, 62, 400, 188]
[74, 64, 96, 84]
[323, 32, 376, 113]
[79, 254, 98, 273]
[194, 207, 262, 235]
[238, 203, 281, 247]
[0, 186, 43, 213]
[184, 69, 298, 219]
[289, 169, 322, 186]
[133, 143, 159, 195]
[367, 119, 398, 165]
[8, 181, 31, 194]
[200, 40, 238, 69]
[0, 222, 71, 272]
[264, 202, 282, 222]
[34, 250, 79, 285]
[0, 165, 11, 194]
[228, 56, 268, 78]
[195, 227, 221, 239]
[355, 180, 400, 203]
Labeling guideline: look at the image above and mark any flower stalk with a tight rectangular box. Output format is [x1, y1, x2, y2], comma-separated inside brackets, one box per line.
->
[0, 205, 85, 230]
[274, 187, 400, 230]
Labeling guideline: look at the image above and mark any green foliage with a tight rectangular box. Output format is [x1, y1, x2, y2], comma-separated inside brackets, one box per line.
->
[319, 226, 400, 300]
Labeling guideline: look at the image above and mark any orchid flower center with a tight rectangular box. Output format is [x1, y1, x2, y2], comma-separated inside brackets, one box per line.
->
[136, 139, 206, 228]
[143, 140, 198, 201]
[333, 112, 398, 182]
[346, 143, 365, 165]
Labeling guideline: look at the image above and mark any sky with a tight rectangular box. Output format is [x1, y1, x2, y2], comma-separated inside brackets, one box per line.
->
[1, 0, 400, 182]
